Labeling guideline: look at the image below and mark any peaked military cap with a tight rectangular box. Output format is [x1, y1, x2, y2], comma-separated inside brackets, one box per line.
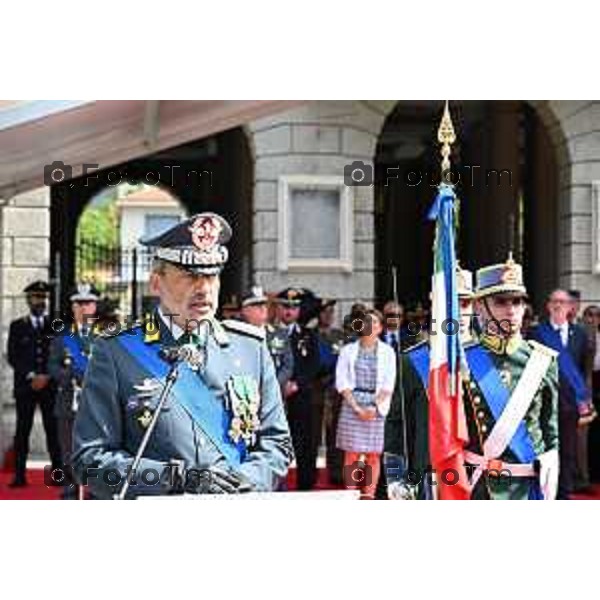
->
[318, 298, 337, 311]
[241, 285, 268, 307]
[23, 280, 51, 295]
[276, 287, 304, 307]
[70, 282, 100, 303]
[475, 253, 527, 298]
[140, 212, 232, 275]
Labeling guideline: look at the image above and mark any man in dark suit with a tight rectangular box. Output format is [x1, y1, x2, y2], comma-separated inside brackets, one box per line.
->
[381, 301, 405, 353]
[529, 289, 596, 499]
[6, 281, 62, 487]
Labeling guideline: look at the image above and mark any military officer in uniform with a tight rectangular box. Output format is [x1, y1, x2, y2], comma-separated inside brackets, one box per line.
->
[315, 298, 345, 485]
[277, 287, 323, 490]
[72, 213, 293, 498]
[385, 267, 476, 499]
[6, 281, 61, 487]
[467, 256, 559, 499]
[48, 283, 99, 497]
[239, 285, 294, 396]
[389, 258, 560, 500]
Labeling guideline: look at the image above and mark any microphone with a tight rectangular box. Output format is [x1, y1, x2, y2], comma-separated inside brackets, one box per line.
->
[159, 345, 205, 370]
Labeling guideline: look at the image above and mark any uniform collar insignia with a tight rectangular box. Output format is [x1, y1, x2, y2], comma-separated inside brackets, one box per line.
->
[480, 333, 522, 356]
[144, 316, 161, 343]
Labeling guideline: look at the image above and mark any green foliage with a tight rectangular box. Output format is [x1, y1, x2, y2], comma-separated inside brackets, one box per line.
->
[76, 194, 119, 248]
[76, 193, 120, 287]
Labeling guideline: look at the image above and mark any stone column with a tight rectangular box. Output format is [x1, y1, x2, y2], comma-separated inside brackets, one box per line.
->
[0, 187, 50, 459]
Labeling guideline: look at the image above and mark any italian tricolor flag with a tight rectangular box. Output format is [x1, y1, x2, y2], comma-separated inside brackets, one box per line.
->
[427, 185, 470, 500]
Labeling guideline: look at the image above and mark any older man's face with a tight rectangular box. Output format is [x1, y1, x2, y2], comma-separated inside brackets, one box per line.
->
[547, 290, 573, 326]
[150, 263, 220, 330]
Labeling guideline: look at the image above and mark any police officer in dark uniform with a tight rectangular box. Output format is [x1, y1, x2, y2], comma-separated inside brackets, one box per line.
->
[72, 213, 293, 498]
[6, 281, 61, 487]
[48, 283, 99, 497]
[239, 285, 294, 396]
[277, 288, 323, 490]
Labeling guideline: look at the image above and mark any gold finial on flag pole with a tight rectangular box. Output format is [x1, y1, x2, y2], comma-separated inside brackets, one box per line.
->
[437, 100, 456, 179]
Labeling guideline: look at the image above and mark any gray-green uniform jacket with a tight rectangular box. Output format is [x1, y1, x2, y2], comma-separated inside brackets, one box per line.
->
[72, 317, 293, 498]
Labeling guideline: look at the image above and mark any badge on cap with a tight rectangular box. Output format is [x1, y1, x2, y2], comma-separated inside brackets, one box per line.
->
[189, 215, 222, 252]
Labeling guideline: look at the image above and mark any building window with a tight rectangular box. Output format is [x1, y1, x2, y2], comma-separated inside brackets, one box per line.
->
[144, 214, 180, 239]
[278, 175, 353, 272]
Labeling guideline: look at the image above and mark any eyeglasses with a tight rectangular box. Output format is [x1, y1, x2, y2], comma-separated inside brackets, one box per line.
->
[384, 313, 403, 319]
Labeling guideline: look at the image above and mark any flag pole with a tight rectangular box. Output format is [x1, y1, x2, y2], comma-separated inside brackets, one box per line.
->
[437, 100, 458, 397]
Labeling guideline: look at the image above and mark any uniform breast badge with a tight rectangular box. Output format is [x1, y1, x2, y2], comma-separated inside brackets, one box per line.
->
[136, 406, 154, 430]
[226, 375, 261, 447]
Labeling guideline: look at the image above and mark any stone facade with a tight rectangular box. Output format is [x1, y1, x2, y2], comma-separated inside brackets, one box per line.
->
[247, 101, 392, 321]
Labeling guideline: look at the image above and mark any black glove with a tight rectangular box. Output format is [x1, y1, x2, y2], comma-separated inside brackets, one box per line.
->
[185, 466, 255, 494]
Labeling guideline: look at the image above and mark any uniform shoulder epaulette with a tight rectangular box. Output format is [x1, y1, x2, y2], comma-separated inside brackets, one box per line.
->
[221, 319, 266, 341]
[527, 338, 559, 359]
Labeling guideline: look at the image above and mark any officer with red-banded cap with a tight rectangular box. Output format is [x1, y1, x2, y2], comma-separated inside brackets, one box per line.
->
[72, 212, 293, 498]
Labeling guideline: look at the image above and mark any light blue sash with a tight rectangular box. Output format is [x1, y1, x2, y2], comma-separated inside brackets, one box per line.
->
[464, 345, 537, 465]
[116, 328, 245, 467]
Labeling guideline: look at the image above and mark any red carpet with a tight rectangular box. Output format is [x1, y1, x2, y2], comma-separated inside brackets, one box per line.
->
[0, 469, 62, 500]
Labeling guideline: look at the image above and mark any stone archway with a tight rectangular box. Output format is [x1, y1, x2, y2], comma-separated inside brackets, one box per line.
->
[49, 126, 254, 314]
[372, 100, 573, 311]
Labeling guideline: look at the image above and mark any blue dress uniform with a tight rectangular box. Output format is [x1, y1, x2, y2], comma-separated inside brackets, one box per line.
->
[7, 281, 61, 486]
[71, 213, 293, 498]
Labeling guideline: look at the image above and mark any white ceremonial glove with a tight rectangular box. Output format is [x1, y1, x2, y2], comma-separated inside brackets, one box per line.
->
[538, 449, 559, 500]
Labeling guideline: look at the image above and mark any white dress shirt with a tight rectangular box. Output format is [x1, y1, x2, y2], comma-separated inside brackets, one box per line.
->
[552, 321, 569, 347]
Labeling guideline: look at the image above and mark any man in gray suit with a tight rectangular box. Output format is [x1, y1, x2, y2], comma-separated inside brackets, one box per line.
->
[72, 212, 293, 499]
